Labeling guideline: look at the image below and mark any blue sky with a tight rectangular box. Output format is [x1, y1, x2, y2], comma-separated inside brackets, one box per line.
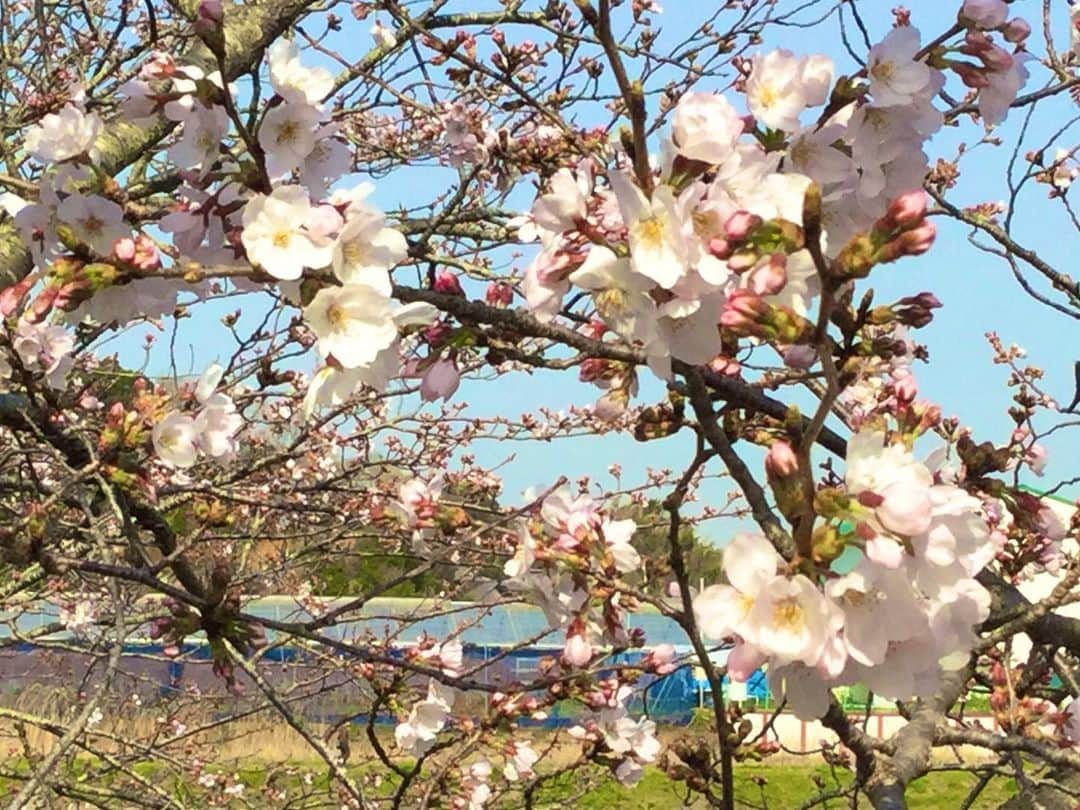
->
[102, 1, 1080, 540]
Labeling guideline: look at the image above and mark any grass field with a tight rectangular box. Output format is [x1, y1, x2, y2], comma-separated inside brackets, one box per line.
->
[537, 765, 1016, 809]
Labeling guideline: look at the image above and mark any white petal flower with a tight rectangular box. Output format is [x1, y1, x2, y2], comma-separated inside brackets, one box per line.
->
[153, 412, 199, 468]
[867, 26, 931, 107]
[260, 101, 323, 178]
[746, 574, 838, 666]
[503, 741, 539, 781]
[25, 104, 102, 163]
[826, 559, 925, 666]
[268, 39, 334, 105]
[194, 393, 242, 459]
[241, 185, 334, 279]
[671, 92, 744, 165]
[332, 212, 408, 291]
[602, 518, 640, 573]
[609, 172, 691, 290]
[56, 194, 128, 256]
[304, 283, 397, 369]
[568, 246, 658, 344]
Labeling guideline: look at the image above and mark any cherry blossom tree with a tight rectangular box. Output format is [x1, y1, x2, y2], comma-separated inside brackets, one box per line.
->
[0, 0, 1079, 807]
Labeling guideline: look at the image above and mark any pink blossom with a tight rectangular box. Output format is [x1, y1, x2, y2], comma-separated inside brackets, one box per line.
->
[886, 190, 928, 227]
[765, 440, 799, 477]
[747, 254, 787, 296]
[961, 0, 1008, 29]
[563, 633, 592, 667]
[1025, 444, 1048, 476]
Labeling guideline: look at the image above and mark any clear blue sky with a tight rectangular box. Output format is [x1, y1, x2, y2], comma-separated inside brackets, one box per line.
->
[102, 1, 1080, 540]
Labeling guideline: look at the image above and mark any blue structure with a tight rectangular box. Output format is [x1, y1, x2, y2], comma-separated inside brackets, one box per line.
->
[0, 597, 769, 723]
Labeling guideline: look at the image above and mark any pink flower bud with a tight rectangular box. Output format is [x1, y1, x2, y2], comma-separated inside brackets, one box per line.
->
[1003, 18, 1031, 44]
[898, 291, 942, 309]
[782, 345, 817, 369]
[196, 0, 224, 27]
[707, 236, 732, 259]
[962, 30, 994, 54]
[646, 643, 677, 675]
[886, 191, 928, 228]
[113, 237, 136, 262]
[892, 370, 918, 403]
[563, 634, 592, 668]
[724, 211, 761, 242]
[747, 253, 787, 296]
[27, 285, 60, 322]
[0, 275, 36, 317]
[979, 45, 1014, 73]
[765, 440, 799, 477]
[434, 270, 464, 296]
[953, 62, 990, 89]
[579, 357, 611, 383]
[424, 321, 451, 346]
[898, 221, 937, 256]
[485, 281, 513, 307]
[133, 234, 161, 271]
[707, 355, 741, 377]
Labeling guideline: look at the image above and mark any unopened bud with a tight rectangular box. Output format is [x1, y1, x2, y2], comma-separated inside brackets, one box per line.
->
[978, 46, 1014, 73]
[434, 270, 464, 296]
[898, 221, 937, 256]
[765, 440, 799, 477]
[1003, 18, 1030, 44]
[0, 275, 36, 317]
[783, 344, 817, 369]
[724, 211, 762, 242]
[747, 253, 787, 296]
[485, 281, 513, 307]
[886, 191, 928, 228]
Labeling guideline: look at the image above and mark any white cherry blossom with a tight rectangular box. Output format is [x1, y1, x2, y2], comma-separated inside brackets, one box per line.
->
[866, 26, 932, 107]
[609, 172, 691, 290]
[304, 283, 397, 369]
[153, 412, 199, 468]
[241, 185, 334, 279]
[268, 39, 334, 105]
[24, 103, 102, 163]
[671, 92, 744, 165]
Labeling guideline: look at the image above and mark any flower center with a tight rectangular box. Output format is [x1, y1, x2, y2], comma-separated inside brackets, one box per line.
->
[757, 84, 778, 109]
[772, 597, 805, 632]
[81, 215, 103, 236]
[342, 240, 369, 267]
[790, 139, 813, 167]
[326, 303, 348, 331]
[871, 60, 895, 83]
[634, 215, 666, 249]
[160, 429, 179, 451]
[596, 288, 628, 320]
[277, 120, 300, 145]
[272, 230, 291, 249]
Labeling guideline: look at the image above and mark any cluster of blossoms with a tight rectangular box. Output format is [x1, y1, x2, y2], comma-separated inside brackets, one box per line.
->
[503, 485, 640, 668]
[394, 677, 456, 755]
[693, 428, 995, 719]
[515, 18, 1030, 412]
[567, 678, 663, 786]
[0, 316, 74, 390]
[151, 363, 242, 468]
[953, 0, 1033, 124]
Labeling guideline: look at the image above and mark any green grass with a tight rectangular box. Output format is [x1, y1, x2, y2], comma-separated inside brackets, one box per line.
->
[0, 754, 1017, 808]
[537, 765, 1017, 809]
